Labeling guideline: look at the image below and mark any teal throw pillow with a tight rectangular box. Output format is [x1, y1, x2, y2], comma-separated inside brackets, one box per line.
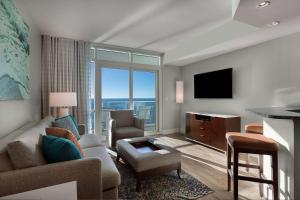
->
[42, 135, 81, 164]
[53, 115, 80, 140]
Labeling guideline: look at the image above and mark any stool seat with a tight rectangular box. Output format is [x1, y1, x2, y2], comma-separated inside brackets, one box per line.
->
[226, 132, 278, 152]
[245, 123, 263, 134]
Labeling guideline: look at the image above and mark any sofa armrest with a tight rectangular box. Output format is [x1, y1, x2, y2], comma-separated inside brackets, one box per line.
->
[134, 117, 144, 131]
[108, 119, 116, 148]
[0, 158, 102, 200]
[78, 124, 86, 135]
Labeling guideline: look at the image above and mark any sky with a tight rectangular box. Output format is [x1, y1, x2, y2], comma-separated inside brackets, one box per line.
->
[90, 63, 156, 99]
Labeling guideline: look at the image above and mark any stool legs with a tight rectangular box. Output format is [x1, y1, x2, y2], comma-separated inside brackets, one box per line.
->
[227, 144, 232, 191]
[233, 150, 239, 200]
[227, 147, 279, 200]
[259, 154, 264, 197]
[245, 154, 249, 172]
[272, 153, 279, 200]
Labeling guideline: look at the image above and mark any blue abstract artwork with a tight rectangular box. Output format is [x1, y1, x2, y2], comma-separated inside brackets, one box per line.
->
[0, 0, 29, 100]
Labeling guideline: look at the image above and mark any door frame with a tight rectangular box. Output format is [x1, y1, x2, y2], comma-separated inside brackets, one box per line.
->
[94, 60, 161, 137]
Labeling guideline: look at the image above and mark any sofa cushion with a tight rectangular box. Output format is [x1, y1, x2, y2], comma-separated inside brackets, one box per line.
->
[46, 127, 84, 156]
[79, 134, 103, 149]
[83, 146, 121, 190]
[42, 135, 82, 163]
[53, 115, 80, 140]
[0, 151, 14, 172]
[7, 138, 46, 169]
[115, 127, 144, 139]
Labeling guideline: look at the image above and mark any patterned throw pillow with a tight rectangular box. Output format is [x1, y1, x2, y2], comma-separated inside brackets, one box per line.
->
[52, 115, 80, 140]
[42, 135, 81, 164]
[45, 127, 84, 156]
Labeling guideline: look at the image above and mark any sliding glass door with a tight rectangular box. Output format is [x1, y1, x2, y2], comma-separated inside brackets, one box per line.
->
[100, 67, 130, 136]
[93, 66, 158, 137]
[132, 70, 157, 131]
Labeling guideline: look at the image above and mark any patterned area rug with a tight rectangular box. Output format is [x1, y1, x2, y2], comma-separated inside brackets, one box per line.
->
[116, 161, 214, 200]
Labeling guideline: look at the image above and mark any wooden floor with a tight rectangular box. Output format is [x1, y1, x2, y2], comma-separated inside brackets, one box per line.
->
[154, 134, 264, 200]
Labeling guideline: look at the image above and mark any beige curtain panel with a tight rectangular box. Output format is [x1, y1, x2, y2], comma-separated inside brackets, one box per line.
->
[41, 35, 91, 126]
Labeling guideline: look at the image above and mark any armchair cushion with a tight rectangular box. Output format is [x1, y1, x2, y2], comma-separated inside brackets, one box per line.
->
[115, 127, 144, 140]
[110, 110, 134, 127]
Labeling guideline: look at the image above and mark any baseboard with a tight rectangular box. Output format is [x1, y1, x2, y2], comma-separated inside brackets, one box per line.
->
[161, 128, 180, 135]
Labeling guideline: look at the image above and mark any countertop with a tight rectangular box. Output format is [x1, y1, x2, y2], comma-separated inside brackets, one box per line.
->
[186, 111, 239, 118]
[247, 107, 300, 119]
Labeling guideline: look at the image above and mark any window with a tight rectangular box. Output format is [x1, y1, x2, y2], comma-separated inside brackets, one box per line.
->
[96, 49, 130, 63]
[88, 61, 95, 134]
[132, 70, 157, 131]
[92, 47, 161, 66]
[88, 46, 161, 135]
[100, 68, 130, 134]
[132, 53, 160, 66]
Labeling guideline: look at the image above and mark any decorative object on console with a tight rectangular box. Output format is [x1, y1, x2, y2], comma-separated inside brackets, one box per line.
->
[0, 0, 30, 100]
[176, 81, 184, 103]
[186, 112, 240, 151]
[52, 115, 81, 140]
[49, 92, 77, 117]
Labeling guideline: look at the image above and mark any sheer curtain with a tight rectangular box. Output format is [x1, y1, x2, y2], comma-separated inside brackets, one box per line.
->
[41, 35, 91, 128]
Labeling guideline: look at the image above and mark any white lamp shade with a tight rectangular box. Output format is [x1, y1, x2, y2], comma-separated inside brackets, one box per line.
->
[49, 92, 77, 107]
[176, 81, 184, 103]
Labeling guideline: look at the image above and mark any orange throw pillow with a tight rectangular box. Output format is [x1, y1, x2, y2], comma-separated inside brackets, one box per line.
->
[45, 127, 84, 156]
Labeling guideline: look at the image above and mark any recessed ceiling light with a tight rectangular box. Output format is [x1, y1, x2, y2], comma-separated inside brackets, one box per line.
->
[270, 21, 280, 26]
[256, 1, 271, 8]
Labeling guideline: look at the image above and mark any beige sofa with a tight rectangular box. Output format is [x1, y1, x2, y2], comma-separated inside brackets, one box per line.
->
[0, 116, 120, 200]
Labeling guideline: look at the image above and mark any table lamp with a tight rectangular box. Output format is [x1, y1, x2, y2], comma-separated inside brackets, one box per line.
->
[49, 92, 77, 117]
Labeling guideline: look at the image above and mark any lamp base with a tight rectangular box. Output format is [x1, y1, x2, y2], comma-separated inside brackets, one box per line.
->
[58, 108, 69, 118]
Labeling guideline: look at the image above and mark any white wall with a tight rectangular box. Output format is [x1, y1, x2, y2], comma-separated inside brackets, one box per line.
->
[162, 65, 182, 133]
[180, 32, 300, 133]
[0, 2, 41, 137]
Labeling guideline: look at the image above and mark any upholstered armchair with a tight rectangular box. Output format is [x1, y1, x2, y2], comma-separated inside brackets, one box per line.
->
[109, 110, 144, 148]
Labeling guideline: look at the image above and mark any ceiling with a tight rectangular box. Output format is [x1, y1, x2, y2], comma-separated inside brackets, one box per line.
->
[15, 0, 300, 66]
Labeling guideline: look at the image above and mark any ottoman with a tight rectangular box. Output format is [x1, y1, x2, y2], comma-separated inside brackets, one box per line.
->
[116, 137, 181, 191]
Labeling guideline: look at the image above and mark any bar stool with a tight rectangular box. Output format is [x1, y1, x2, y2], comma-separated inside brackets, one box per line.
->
[226, 132, 279, 200]
[245, 123, 264, 196]
[245, 123, 263, 171]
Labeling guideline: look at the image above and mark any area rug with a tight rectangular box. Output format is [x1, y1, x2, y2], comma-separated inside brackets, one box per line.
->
[116, 160, 214, 200]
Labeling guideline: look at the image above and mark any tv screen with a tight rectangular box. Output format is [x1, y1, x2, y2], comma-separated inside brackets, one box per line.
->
[194, 68, 232, 98]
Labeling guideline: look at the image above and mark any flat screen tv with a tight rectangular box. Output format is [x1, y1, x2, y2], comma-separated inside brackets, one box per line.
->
[194, 68, 232, 98]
